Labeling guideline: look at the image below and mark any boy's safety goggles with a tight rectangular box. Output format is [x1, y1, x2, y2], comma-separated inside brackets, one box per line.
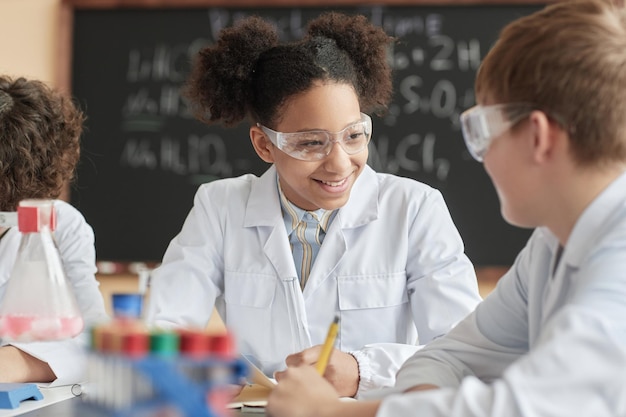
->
[460, 103, 534, 162]
[258, 113, 372, 161]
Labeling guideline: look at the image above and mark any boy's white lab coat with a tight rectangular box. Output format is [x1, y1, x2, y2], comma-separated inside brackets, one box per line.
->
[146, 165, 481, 395]
[381, 170, 626, 416]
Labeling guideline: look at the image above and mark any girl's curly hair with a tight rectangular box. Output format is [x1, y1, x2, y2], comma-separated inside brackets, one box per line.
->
[184, 12, 394, 129]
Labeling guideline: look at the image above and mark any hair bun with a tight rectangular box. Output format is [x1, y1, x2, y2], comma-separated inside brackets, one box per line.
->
[184, 16, 279, 126]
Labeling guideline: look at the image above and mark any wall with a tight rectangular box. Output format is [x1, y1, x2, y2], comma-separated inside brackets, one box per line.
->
[0, 0, 60, 83]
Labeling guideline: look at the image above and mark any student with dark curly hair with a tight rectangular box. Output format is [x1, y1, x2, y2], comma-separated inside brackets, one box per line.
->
[266, 1, 626, 416]
[0, 75, 108, 384]
[145, 12, 481, 397]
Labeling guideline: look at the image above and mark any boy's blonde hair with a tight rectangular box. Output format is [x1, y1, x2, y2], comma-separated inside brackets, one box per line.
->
[476, 0, 626, 165]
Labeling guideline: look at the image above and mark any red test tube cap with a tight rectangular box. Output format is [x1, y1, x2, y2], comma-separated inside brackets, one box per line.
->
[209, 333, 236, 358]
[121, 332, 150, 358]
[179, 329, 211, 359]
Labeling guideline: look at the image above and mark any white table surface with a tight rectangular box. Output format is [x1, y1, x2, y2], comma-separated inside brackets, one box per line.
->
[0, 385, 77, 417]
[0, 384, 267, 416]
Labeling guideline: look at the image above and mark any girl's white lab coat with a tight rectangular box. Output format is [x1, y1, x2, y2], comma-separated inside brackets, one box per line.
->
[146, 165, 481, 395]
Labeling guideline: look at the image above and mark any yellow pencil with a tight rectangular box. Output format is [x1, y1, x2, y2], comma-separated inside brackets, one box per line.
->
[315, 315, 340, 375]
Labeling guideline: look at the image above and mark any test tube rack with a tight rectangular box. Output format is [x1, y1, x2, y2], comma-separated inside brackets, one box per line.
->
[76, 324, 248, 417]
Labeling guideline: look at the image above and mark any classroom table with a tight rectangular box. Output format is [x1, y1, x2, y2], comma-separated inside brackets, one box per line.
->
[0, 386, 265, 416]
[0, 385, 77, 417]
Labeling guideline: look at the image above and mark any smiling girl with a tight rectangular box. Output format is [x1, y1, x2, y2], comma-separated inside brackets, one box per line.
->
[145, 12, 481, 398]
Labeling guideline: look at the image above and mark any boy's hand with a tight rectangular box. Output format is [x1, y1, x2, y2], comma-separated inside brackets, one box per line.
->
[268, 365, 341, 417]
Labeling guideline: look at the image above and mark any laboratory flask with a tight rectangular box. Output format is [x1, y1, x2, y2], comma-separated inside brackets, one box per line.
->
[0, 199, 83, 341]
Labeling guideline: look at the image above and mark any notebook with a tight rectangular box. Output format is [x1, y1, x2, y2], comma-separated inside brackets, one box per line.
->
[227, 355, 276, 410]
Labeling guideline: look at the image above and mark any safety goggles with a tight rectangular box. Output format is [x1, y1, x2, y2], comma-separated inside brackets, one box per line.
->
[258, 113, 372, 161]
[460, 103, 534, 162]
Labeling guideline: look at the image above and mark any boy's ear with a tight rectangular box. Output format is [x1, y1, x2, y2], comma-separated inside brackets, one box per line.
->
[250, 126, 275, 163]
[529, 110, 558, 164]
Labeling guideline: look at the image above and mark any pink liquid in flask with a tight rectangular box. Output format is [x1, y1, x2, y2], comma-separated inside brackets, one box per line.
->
[0, 314, 83, 341]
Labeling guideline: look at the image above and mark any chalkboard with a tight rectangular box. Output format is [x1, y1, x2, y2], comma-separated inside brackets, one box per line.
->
[69, 2, 542, 266]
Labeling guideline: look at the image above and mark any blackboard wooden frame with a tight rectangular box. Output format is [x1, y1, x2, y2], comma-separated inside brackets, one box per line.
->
[58, 0, 549, 278]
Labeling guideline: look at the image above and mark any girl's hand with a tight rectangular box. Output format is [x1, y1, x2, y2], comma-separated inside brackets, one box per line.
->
[278, 346, 359, 397]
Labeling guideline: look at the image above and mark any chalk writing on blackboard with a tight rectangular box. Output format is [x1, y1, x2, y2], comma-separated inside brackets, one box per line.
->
[71, 5, 541, 264]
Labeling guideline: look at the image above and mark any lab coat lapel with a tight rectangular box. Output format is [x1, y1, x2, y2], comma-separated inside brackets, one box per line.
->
[302, 166, 380, 299]
[244, 166, 298, 279]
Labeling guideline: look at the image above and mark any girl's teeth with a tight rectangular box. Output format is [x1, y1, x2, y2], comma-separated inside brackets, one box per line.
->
[321, 179, 344, 187]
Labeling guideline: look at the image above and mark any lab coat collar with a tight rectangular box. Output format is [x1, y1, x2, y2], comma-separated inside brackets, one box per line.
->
[242, 165, 380, 300]
[244, 165, 283, 227]
[547, 169, 626, 269]
[242, 166, 297, 281]
[305, 165, 380, 299]
[337, 165, 380, 229]
[244, 164, 380, 230]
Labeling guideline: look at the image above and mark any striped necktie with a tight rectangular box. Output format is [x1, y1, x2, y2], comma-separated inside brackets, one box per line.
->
[293, 212, 326, 289]
[279, 187, 334, 290]
[279, 198, 337, 289]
